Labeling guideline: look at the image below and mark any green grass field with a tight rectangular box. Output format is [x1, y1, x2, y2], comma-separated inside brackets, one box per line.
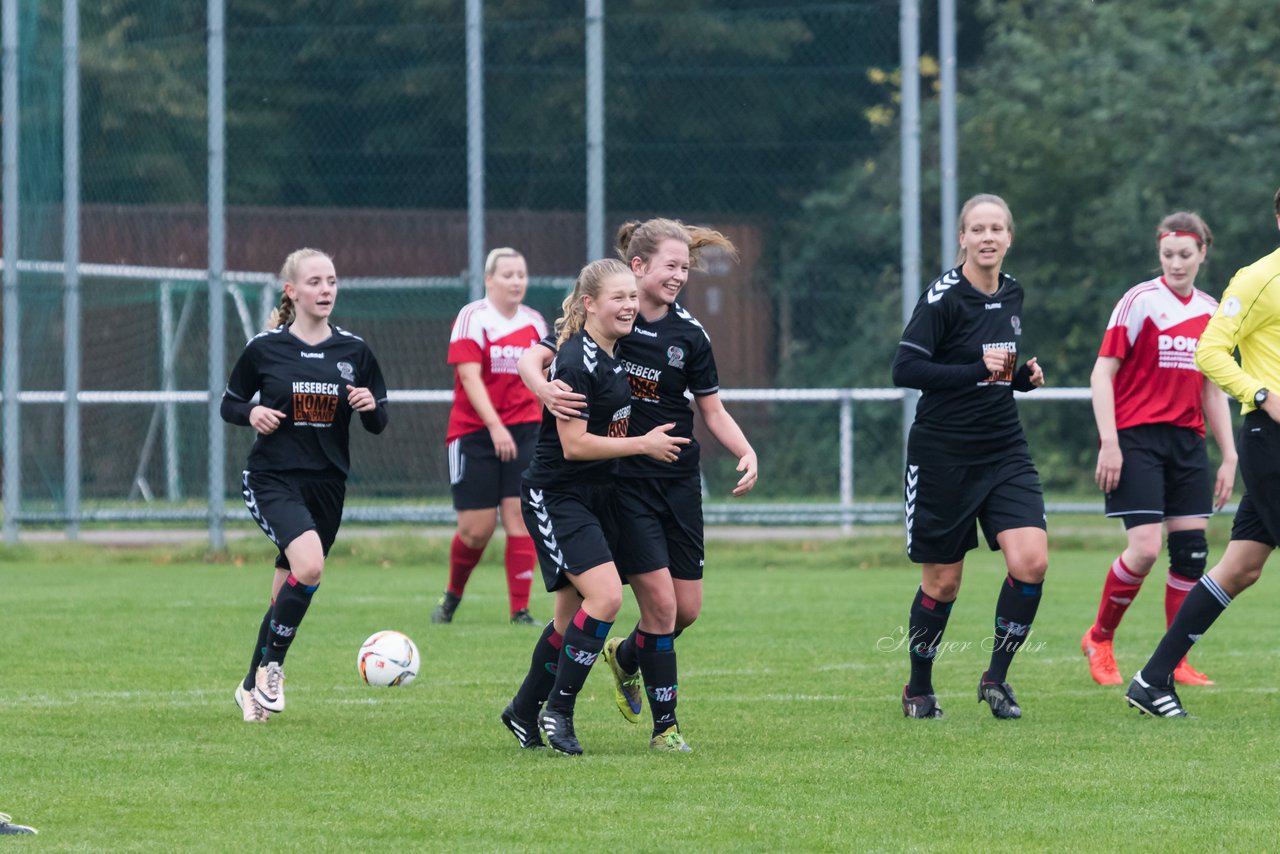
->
[3, 528, 1279, 852]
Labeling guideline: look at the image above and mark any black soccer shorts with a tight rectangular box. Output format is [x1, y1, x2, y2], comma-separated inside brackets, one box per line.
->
[448, 422, 538, 511]
[241, 469, 346, 570]
[904, 452, 1046, 565]
[611, 473, 705, 580]
[1104, 424, 1212, 529]
[520, 478, 618, 592]
[1230, 411, 1280, 548]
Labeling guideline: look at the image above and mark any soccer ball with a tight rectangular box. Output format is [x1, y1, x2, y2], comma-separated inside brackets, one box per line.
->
[358, 630, 420, 687]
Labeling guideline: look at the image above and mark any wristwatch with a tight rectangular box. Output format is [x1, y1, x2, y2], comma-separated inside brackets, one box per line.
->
[1254, 388, 1269, 408]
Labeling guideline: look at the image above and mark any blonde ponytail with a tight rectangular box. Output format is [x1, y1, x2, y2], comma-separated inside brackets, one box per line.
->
[555, 258, 629, 346]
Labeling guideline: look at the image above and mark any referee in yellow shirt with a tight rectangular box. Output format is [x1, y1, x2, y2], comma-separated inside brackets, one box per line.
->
[1126, 186, 1280, 718]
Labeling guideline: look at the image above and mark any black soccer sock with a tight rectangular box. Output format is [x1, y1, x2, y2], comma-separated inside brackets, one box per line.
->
[1141, 576, 1232, 686]
[635, 629, 679, 736]
[907, 587, 954, 696]
[511, 622, 563, 721]
[544, 609, 613, 714]
[244, 604, 273, 690]
[986, 575, 1043, 684]
[262, 574, 318, 666]
[615, 624, 641, 674]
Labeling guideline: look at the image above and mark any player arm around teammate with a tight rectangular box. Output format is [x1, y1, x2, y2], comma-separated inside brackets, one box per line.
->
[221, 248, 388, 722]
[892, 194, 1048, 722]
[501, 258, 688, 755]
[1127, 189, 1280, 718]
[1082, 213, 1236, 689]
[434, 248, 548, 626]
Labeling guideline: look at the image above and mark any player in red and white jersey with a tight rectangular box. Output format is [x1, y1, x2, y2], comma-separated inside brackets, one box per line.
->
[432, 248, 549, 626]
[1083, 212, 1237, 687]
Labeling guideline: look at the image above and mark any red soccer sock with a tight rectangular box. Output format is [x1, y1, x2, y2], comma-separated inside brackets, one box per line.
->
[504, 536, 536, 614]
[447, 534, 486, 597]
[1091, 554, 1147, 642]
[1165, 571, 1199, 627]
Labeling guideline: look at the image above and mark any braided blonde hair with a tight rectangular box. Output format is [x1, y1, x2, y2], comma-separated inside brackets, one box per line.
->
[267, 247, 332, 330]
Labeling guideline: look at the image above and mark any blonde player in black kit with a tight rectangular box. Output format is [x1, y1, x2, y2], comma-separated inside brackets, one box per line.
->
[221, 248, 389, 722]
[500, 258, 689, 755]
[518, 218, 758, 752]
[894, 194, 1047, 721]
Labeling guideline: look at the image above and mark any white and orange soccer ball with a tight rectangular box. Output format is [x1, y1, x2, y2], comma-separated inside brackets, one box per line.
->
[358, 630, 420, 687]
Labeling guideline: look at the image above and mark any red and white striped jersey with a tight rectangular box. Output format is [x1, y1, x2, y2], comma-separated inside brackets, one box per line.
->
[1098, 277, 1217, 434]
[446, 299, 548, 442]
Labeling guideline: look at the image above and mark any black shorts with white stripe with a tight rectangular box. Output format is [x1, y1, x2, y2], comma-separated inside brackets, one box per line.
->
[520, 477, 618, 592]
[241, 468, 346, 569]
[448, 422, 537, 510]
[904, 451, 1045, 565]
[1104, 424, 1212, 529]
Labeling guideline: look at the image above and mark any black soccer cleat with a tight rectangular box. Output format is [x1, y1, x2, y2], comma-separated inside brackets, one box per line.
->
[902, 685, 944, 719]
[431, 591, 461, 624]
[0, 813, 37, 835]
[501, 702, 545, 749]
[1125, 671, 1189, 718]
[510, 608, 537, 625]
[978, 673, 1022, 719]
[537, 707, 584, 755]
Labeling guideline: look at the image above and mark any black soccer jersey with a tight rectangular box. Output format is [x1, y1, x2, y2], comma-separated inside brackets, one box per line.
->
[524, 330, 633, 489]
[616, 303, 719, 477]
[897, 267, 1031, 465]
[222, 324, 389, 477]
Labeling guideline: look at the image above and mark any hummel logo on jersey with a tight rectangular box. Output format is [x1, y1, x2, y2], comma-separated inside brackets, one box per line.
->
[984, 302, 1003, 310]
[565, 645, 599, 666]
[300, 351, 324, 359]
[634, 327, 658, 337]
[926, 270, 960, 304]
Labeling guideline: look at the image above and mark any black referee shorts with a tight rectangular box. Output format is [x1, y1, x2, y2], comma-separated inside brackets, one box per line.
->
[611, 474, 705, 581]
[1230, 411, 1280, 548]
[448, 422, 538, 511]
[1104, 424, 1212, 529]
[520, 477, 618, 592]
[904, 452, 1046, 565]
[242, 469, 346, 571]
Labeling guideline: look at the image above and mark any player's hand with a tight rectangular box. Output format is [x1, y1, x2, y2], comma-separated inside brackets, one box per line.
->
[982, 347, 1011, 374]
[540, 379, 586, 421]
[731, 451, 758, 497]
[1213, 456, 1237, 510]
[249, 405, 288, 436]
[489, 423, 518, 461]
[1025, 357, 1045, 387]
[639, 422, 691, 463]
[1095, 441, 1122, 494]
[346, 385, 377, 412]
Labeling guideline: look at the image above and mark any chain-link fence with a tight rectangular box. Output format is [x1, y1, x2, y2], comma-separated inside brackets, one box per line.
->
[6, 1, 1113, 539]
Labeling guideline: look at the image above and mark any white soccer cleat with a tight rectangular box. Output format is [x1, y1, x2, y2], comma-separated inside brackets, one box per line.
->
[235, 682, 270, 722]
[253, 662, 286, 713]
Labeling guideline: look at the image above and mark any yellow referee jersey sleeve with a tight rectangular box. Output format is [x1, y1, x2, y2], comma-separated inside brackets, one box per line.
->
[1196, 245, 1280, 413]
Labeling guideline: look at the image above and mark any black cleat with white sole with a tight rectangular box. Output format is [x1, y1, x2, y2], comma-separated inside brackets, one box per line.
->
[501, 703, 545, 749]
[901, 685, 944, 719]
[1126, 672, 1189, 718]
[538, 707, 583, 755]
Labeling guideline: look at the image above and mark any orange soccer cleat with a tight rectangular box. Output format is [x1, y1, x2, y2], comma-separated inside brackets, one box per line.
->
[1081, 630, 1123, 685]
[1173, 657, 1215, 686]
